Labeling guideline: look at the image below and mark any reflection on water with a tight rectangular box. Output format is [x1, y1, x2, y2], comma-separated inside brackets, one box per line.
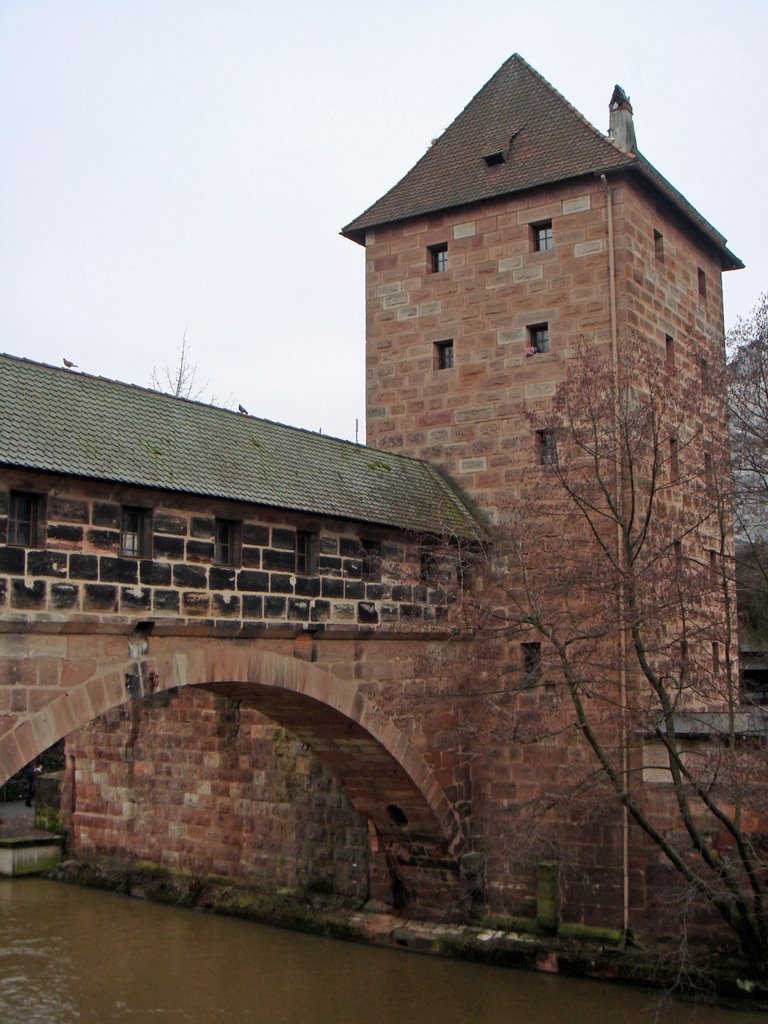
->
[0, 879, 760, 1024]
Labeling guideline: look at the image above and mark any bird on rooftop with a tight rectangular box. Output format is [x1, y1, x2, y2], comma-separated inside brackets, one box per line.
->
[63, 358, 78, 368]
[610, 84, 631, 109]
[238, 404, 248, 415]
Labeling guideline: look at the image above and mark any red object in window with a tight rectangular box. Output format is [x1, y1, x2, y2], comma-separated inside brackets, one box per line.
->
[525, 346, 536, 357]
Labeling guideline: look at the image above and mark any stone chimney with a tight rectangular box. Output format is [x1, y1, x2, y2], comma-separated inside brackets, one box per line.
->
[608, 85, 636, 152]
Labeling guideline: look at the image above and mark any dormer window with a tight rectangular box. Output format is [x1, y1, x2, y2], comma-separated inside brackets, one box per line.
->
[483, 151, 506, 167]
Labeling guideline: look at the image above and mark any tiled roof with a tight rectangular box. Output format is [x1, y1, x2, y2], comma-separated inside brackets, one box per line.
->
[0, 354, 481, 537]
[342, 54, 742, 270]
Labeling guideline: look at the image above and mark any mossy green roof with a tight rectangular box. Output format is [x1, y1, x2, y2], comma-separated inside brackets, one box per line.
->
[0, 354, 480, 537]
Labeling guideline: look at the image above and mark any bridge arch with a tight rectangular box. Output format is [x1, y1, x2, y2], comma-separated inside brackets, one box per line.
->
[0, 631, 466, 914]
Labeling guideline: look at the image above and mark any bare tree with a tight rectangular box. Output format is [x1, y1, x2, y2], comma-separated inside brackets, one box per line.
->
[728, 296, 768, 673]
[151, 331, 212, 402]
[421, 337, 768, 962]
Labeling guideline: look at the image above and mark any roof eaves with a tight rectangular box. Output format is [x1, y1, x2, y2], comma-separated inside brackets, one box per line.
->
[0, 455, 444, 534]
[343, 161, 635, 246]
[341, 57, 505, 243]
[600, 158, 744, 270]
[420, 461, 490, 541]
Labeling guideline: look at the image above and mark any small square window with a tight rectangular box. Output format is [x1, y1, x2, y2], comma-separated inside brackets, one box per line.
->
[295, 531, 318, 575]
[428, 243, 448, 273]
[528, 323, 549, 354]
[537, 430, 558, 466]
[697, 268, 707, 299]
[121, 507, 151, 558]
[435, 339, 454, 370]
[215, 518, 240, 566]
[665, 335, 675, 367]
[8, 491, 41, 547]
[654, 230, 664, 261]
[361, 539, 382, 581]
[522, 642, 541, 685]
[532, 221, 553, 252]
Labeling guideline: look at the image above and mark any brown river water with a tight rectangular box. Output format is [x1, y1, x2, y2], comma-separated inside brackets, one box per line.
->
[0, 879, 762, 1023]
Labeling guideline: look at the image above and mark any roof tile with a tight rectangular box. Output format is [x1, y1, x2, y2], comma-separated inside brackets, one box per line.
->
[0, 354, 481, 538]
[342, 55, 632, 240]
[342, 55, 741, 269]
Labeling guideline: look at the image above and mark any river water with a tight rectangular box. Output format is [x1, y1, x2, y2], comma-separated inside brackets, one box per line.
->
[0, 879, 761, 1023]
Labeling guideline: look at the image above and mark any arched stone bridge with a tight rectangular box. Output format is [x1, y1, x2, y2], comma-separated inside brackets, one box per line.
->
[0, 619, 473, 915]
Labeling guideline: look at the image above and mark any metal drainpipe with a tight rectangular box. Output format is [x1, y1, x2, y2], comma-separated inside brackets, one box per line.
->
[601, 173, 630, 942]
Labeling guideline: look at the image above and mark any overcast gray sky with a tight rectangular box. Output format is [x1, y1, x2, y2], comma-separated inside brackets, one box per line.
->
[1, 0, 764, 441]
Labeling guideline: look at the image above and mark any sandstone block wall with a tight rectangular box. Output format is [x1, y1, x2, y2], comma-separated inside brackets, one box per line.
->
[613, 176, 730, 559]
[0, 472, 456, 629]
[364, 179, 614, 509]
[364, 174, 727, 522]
[64, 688, 370, 897]
[61, 667, 738, 942]
[362, 172, 738, 939]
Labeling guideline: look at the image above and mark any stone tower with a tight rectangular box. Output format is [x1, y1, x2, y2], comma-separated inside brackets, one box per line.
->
[342, 54, 741, 515]
[343, 55, 748, 935]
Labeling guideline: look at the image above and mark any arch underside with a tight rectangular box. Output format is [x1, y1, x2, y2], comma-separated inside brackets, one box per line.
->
[0, 636, 467, 916]
[203, 680, 462, 913]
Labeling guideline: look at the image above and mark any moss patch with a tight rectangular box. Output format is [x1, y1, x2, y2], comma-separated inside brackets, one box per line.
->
[34, 806, 65, 835]
[480, 914, 543, 935]
[558, 922, 624, 946]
